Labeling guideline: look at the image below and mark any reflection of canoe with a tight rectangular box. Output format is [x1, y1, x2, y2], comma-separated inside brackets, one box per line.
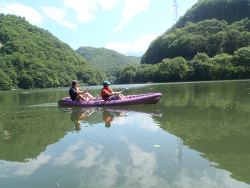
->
[58, 93, 162, 107]
[64, 105, 163, 117]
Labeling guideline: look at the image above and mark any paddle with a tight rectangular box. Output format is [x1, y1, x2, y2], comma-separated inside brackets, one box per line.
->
[102, 88, 129, 106]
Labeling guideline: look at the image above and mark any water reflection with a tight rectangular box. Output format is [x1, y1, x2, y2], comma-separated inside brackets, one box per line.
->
[73, 136, 164, 188]
[0, 81, 249, 188]
[70, 109, 95, 131]
[0, 107, 73, 162]
[102, 110, 125, 128]
[64, 106, 163, 131]
[152, 81, 250, 185]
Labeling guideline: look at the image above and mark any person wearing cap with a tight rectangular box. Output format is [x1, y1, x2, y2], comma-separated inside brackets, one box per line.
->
[101, 81, 126, 101]
[69, 80, 98, 101]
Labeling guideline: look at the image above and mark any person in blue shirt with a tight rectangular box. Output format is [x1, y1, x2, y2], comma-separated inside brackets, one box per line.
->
[69, 80, 98, 101]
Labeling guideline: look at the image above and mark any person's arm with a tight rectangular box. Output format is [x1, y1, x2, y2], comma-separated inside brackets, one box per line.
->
[113, 91, 122, 95]
[108, 87, 121, 95]
[78, 88, 88, 94]
[107, 91, 121, 96]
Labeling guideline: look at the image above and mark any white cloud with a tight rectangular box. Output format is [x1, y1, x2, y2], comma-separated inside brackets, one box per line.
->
[106, 33, 158, 54]
[114, 0, 150, 31]
[75, 136, 165, 188]
[41, 6, 77, 30]
[0, 2, 42, 24]
[53, 141, 84, 166]
[114, 114, 161, 131]
[64, 0, 119, 23]
[99, 0, 120, 10]
[120, 136, 163, 187]
[77, 144, 104, 168]
[0, 154, 51, 177]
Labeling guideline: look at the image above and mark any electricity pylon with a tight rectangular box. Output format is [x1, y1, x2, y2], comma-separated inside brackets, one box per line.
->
[173, 0, 179, 24]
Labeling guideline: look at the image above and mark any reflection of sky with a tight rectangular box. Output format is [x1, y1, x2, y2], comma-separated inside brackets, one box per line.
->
[0, 113, 249, 188]
[0, 153, 51, 177]
[113, 113, 161, 131]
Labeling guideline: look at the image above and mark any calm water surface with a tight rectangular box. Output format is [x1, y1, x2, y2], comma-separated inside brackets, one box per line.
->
[0, 80, 249, 188]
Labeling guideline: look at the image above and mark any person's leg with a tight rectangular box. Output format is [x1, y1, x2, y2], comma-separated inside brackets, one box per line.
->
[76, 95, 87, 101]
[84, 93, 97, 101]
[118, 94, 126, 100]
[121, 95, 126, 99]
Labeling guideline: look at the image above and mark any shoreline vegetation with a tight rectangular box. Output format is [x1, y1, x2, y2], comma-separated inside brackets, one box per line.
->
[116, 46, 250, 84]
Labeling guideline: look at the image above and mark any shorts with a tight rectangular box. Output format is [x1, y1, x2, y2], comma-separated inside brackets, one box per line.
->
[109, 95, 119, 100]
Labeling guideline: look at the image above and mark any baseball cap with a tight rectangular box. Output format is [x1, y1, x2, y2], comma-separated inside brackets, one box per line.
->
[103, 81, 111, 85]
[72, 80, 78, 85]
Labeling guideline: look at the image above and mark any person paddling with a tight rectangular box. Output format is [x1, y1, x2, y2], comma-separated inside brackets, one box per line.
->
[69, 80, 98, 102]
[101, 81, 126, 101]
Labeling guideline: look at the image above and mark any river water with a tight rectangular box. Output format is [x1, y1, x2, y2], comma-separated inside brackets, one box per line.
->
[0, 80, 249, 188]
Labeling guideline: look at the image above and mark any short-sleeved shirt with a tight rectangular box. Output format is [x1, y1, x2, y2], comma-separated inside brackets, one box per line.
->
[101, 88, 111, 101]
[69, 87, 77, 101]
[101, 88, 119, 101]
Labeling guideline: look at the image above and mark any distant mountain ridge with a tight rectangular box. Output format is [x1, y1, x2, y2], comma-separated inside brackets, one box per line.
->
[125, 52, 144, 57]
[76, 47, 140, 82]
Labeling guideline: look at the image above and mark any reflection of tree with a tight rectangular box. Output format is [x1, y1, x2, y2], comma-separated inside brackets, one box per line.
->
[0, 108, 74, 162]
[154, 81, 250, 113]
[153, 81, 250, 184]
[0, 89, 78, 162]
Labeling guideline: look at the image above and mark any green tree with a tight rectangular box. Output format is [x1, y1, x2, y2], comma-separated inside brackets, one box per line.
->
[233, 46, 250, 70]
[18, 72, 33, 89]
[116, 64, 137, 84]
[189, 60, 213, 81]
[0, 69, 12, 90]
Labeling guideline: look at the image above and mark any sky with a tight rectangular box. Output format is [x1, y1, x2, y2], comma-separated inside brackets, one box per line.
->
[0, 0, 198, 55]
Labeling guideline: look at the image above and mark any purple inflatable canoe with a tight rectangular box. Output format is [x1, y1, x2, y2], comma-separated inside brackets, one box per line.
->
[58, 93, 162, 106]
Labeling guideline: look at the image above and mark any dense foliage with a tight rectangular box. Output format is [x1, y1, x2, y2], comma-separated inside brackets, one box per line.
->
[142, 18, 250, 64]
[168, 0, 250, 33]
[0, 14, 107, 90]
[117, 46, 250, 84]
[76, 47, 140, 83]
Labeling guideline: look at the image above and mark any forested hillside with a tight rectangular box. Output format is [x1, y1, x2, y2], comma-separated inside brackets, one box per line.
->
[168, 0, 250, 33]
[76, 47, 140, 82]
[118, 0, 250, 84]
[142, 18, 250, 64]
[0, 14, 107, 90]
